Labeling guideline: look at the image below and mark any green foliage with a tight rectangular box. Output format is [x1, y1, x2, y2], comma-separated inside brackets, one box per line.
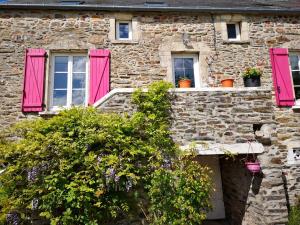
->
[288, 198, 300, 225]
[0, 81, 212, 225]
[242, 67, 262, 78]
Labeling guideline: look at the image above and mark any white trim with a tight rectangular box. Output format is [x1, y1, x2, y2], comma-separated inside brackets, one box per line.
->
[116, 20, 132, 40]
[171, 53, 201, 88]
[49, 53, 88, 111]
[227, 23, 241, 41]
[288, 53, 300, 103]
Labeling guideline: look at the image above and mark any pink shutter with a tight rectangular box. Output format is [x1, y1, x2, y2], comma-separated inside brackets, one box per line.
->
[270, 48, 295, 107]
[89, 49, 110, 105]
[22, 49, 46, 112]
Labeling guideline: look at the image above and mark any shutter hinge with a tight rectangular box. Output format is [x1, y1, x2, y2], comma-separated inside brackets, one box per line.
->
[277, 86, 281, 94]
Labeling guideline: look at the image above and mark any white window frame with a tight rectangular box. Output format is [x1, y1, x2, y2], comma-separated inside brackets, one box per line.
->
[49, 53, 89, 111]
[116, 20, 132, 40]
[171, 54, 201, 88]
[289, 53, 300, 105]
[227, 23, 241, 41]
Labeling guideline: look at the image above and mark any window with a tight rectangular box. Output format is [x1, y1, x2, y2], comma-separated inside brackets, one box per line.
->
[227, 23, 240, 41]
[172, 54, 200, 88]
[50, 54, 88, 110]
[116, 21, 132, 40]
[289, 54, 300, 103]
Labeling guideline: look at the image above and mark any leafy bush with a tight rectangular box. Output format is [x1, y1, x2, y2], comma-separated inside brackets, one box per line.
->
[0, 81, 212, 225]
[288, 198, 300, 225]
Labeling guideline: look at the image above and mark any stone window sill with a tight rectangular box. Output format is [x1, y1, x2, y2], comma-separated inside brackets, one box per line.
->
[292, 105, 300, 111]
[111, 40, 139, 44]
[222, 40, 250, 45]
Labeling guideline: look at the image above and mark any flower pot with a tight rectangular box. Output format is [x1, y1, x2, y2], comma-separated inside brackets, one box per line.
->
[243, 76, 261, 87]
[179, 79, 192, 88]
[221, 78, 234, 87]
[245, 161, 261, 174]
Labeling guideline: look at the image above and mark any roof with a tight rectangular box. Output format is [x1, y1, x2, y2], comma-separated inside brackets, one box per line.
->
[1, 0, 300, 14]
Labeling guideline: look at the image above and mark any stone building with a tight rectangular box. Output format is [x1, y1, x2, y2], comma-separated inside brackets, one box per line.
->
[1, 0, 300, 224]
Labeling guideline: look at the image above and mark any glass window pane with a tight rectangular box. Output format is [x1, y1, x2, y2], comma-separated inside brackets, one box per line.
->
[227, 24, 237, 39]
[119, 23, 129, 39]
[54, 73, 68, 89]
[295, 87, 300, 100]
[290, 56, 299, 70]
[174, 58, 183, 68]
[55, 56, 68, 72]
[73, 56, 86, 72]
[292, 71, 300, 86]
[72, 90, 85, 105]
[184, 58, 194, 69]
[53, 90, 67, 106]
[73, 73, 86, 89]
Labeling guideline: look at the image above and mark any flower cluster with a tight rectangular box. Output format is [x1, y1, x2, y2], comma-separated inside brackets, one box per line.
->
[242, 67, 262, 78]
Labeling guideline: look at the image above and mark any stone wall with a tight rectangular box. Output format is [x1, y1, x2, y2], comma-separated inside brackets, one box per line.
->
[96, 88, 290, 225]
[1, 8, 300, 224]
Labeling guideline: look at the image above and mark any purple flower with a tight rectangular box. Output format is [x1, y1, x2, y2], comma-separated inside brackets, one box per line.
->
[125, 179, 133, 192]
[6, 212, 20, 225]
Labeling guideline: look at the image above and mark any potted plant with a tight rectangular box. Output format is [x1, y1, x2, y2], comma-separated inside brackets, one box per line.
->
[221, 77, 234, 87]
[242, 68, 262, 87]
[178, 76, 192, 88]
[242, 141, 261, 174]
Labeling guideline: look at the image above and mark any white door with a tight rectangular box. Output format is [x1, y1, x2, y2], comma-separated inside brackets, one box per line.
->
[198, 156, 226, 220]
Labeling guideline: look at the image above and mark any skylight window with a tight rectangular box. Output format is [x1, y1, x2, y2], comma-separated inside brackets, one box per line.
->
[144, 1, 168, 7]
[60, 0, 85, 5]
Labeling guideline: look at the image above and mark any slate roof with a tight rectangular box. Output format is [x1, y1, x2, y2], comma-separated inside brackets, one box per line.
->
[1, 0, 300, 13]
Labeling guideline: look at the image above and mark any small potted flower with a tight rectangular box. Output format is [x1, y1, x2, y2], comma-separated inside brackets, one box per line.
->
[178, 76, 192, 88]
[242, 68, 262, 87]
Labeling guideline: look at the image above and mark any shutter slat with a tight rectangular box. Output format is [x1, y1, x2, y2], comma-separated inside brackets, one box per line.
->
[89, 49, 110, 105]
[22, 49, 46, 112]
[270, 48, 295, 107]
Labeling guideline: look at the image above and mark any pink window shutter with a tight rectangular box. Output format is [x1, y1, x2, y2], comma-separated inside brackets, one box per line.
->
[89, 49, 110, 105]
[22, 49, 46, 112]
[270, 48, 295, 107]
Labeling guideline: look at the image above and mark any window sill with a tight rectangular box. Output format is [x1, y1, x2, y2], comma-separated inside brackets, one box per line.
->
[222, 40, 250, 45]
[39, 111, 59, 116]
[111, 40, 139, 44]
[292, 105, 300, 111]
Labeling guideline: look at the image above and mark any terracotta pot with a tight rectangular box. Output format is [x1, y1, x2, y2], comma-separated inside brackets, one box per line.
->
[245, 162, 261, 174]
[221, 78, 234, 87]
[179, 79, 192, 88]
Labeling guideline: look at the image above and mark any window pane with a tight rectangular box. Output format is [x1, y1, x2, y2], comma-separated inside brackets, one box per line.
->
[292, 71, 300, 86]
[174, 58, 183, 68]
[73, 56, 86, 72]
[184, 58, 193, 69]
[55, 56, 68, 72]
[53, 90, 67, 106]
[227, 24, 237, 39]
[73, 72, 86, 89]
[290, 56, 299, 70]
[295, 87, 300, 99]
[119, 23, 129, 39]
[72, 89, 85, 105]
[173, 57, 195, 88]
[54, 73, 68, 89]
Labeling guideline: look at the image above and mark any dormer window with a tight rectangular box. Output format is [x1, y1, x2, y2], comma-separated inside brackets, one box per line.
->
[116, 21, 132, 40]
[227, 23, 240, 41]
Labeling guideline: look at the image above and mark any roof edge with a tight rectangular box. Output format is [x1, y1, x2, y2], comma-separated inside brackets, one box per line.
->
[0, 4, 300, 14]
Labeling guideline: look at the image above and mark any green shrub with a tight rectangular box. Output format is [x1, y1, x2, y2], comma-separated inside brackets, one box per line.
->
[288, 198, 300, 225]
[0, 81, 212, 225]
[242, 67, 262, 78]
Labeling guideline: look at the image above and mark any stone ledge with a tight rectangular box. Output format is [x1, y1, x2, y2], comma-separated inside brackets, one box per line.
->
[93, 87, 272, 108]
[181, 142, 264, 155]
[111, 40, 139, 44]
[222, 40, 250, 44]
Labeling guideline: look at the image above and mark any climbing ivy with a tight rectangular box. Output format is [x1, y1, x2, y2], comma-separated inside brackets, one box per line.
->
[0, 81, 212, 225]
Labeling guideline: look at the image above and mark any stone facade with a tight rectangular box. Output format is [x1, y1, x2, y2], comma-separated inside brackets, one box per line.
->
[0, 8, 300, 225]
